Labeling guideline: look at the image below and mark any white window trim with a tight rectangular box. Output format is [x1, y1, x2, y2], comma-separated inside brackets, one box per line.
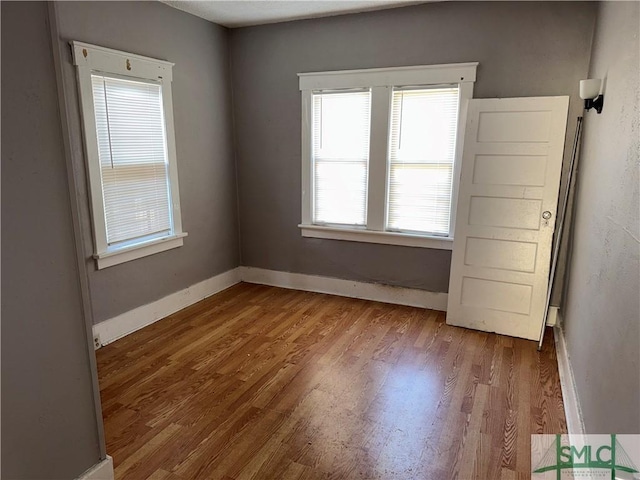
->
[298, 224, 454, 250]
[72, 41, 186, 269]
[299, 62, 477, 250]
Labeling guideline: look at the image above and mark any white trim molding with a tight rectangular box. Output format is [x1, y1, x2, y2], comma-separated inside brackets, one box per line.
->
[298, 62, 479, 90]
[554, 322, 585, 435]
[73, 41, 185, 270]
[93, 266, 451, 347]
[95, 233, 187, 269]
[241, 267, 449, 311]
[76, 456, 114, 480]
[546, 305, 559, 327]
[299, 224, 454, 250]
[72, 41, 173, 81]
[93, 268, 241, 346]
[299, 63, 477, 250]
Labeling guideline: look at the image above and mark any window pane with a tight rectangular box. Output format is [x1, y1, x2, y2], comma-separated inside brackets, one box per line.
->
[92, 75, 172, 245]
[312, 90, 370, 226]
[387, 87, 459, 235]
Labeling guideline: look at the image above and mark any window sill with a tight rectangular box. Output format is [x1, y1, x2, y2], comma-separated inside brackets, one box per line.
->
[299, 224, 453, 250]
[94, 232, 188, 269]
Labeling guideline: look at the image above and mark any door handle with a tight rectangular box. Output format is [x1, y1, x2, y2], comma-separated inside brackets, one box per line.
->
[542, 211, 552, 220]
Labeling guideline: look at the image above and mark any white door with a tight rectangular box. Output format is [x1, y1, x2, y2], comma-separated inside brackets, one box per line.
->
[446, 96, 569, 340]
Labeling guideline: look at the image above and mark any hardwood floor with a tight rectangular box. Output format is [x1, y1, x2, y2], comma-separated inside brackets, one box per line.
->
[96, 282, 566, 480]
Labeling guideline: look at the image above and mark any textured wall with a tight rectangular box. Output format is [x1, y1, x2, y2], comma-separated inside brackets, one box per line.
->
[1, 2, 102, 477]
[54, 1, 240, 323]
[229, 1, 596, 293]
[562, 1, 640, 433]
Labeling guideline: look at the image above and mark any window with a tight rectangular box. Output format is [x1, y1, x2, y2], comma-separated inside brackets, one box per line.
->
[73, 42, 186, 269]
[387, 87, 459, 235]
[312, 90, 371, 226]
[299, 63, 477, 250]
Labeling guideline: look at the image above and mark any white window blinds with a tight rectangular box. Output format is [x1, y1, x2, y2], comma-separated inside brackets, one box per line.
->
[312, 90, 371, 226]
[387, 86, 460, 235]
[91, 75, 172, 246]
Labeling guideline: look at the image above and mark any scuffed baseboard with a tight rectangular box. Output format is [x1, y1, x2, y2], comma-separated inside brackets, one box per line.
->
[93, 268, 241, 346]
[240, 266, 449, 311]
[93, 267, 449, 346]
[77, 456, 113, 480]
[93, 266, 557, 348]
[553, 321, 585, 435]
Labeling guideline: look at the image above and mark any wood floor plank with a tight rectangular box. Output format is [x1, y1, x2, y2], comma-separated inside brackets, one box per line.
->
[114, 423, 183, 479]
[97, 283, 567, 480]
[146, 469, 183, 480]
[457, 383, 490, 480]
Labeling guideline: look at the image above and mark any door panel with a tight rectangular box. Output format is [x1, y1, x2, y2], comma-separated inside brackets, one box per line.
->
[447, 96, 569, 340]
[477, 110, 552, 143]
[468, 196, 542, 229]
[460, 277, 533, 315]
[464, 237, 538, 272]
[472, 154, 547, 186]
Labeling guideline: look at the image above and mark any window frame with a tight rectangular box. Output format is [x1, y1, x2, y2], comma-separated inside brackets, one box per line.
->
[311, 87, 372, 227]
[73, 41, 186, 269]
[298, 63, 478, 250]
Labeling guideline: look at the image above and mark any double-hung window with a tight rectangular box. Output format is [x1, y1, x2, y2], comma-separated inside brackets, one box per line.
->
[299, 63, 477, 249]
[312, 89, 371, 226]
[73, 42, 186, 269]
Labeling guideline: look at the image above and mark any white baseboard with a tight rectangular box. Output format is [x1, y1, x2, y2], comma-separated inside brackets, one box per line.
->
[547, 305, 559, 327]
[94, 268, 241, 346]
[93, 266, 448, 347]
[93, 265, 557, 348]
[554, 322, 585, 435]
[77, 456, 114, 480]
[240, 267, 449, 311]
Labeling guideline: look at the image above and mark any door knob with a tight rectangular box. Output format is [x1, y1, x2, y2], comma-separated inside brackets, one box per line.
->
[542, 211, 552, 220]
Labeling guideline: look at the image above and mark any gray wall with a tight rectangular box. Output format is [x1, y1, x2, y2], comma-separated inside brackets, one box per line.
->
[1, 2, 103, 477]
[54, 1, 240, 324]
[562, 1, 640, 434]
[229, 1, 596, 295]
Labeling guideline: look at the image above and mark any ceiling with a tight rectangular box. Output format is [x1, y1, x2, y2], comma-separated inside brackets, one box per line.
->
[160, 0, 427, 28]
